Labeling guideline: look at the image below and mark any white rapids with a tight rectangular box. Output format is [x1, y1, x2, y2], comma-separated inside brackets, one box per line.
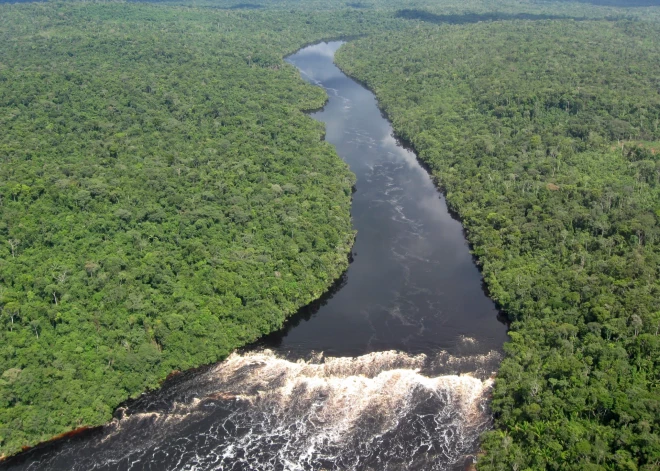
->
[197, 350, 494, 471]
[56, 350, 499, 471]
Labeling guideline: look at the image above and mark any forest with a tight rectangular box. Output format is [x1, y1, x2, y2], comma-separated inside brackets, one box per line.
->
[2, 0, 660, 468]
[336, 19, 660, 470]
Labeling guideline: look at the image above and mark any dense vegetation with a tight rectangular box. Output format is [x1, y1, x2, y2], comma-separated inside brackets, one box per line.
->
[0, 2, 410, 456]
[3, 0, 660, 465]
[336, 19, 660, 470]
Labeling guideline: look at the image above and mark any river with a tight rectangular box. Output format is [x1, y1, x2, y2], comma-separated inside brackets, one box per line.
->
[1, 41, 507, 471]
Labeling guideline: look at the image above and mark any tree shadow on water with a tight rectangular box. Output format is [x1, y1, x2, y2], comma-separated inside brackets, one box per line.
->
[253, 268, 350, 351]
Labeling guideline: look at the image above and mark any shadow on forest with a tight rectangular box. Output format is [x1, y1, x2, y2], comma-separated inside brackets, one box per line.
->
[394, 9, 622, 24]
[543, 0, 660, 6]
[346, 2, 371, 8]
[228, 3, 264, 9]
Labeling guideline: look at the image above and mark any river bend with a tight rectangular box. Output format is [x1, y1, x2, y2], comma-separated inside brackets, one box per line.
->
[1, 41, 507, 471]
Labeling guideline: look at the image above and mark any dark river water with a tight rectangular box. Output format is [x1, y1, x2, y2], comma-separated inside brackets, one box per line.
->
[1, 42, 507, 471]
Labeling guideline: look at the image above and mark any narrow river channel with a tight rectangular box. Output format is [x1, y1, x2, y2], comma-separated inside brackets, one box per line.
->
[1, 41, 507, 471]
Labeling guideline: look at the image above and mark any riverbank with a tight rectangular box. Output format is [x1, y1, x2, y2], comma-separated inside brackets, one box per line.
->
[2, 41, 506, 471]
